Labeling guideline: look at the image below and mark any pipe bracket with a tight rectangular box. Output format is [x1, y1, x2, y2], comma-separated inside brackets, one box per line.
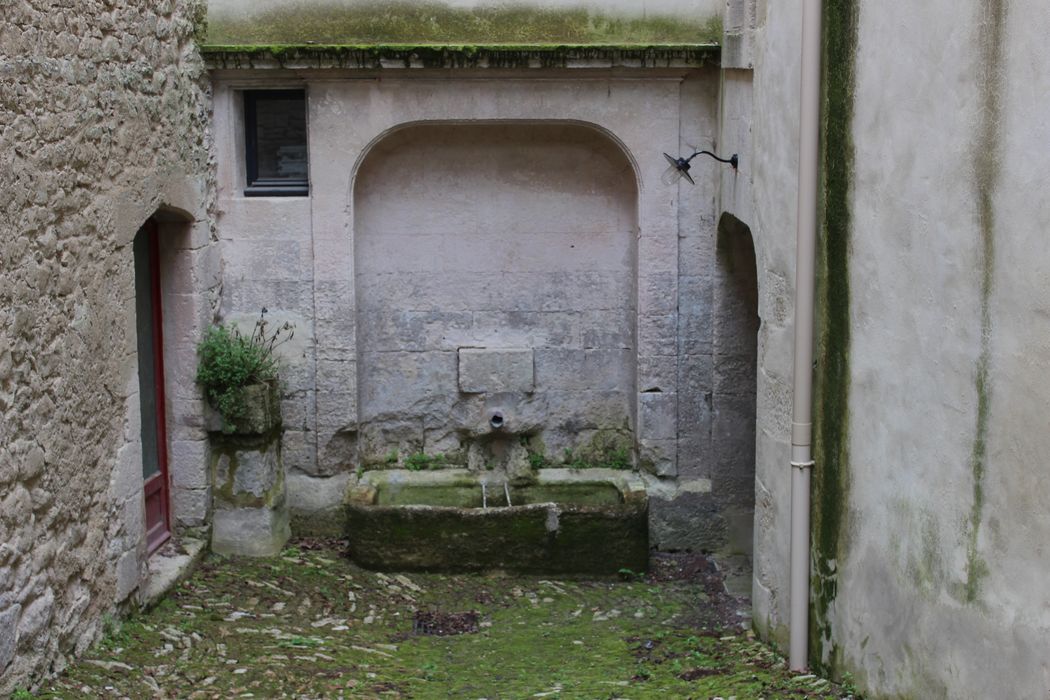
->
[790, 460, 815, 470]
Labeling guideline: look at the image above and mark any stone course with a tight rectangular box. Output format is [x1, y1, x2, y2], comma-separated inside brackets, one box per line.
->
[0, 0, 213, 693]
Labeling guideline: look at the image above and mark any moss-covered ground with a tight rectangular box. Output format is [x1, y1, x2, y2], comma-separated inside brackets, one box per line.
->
[39, 541, 854, 698]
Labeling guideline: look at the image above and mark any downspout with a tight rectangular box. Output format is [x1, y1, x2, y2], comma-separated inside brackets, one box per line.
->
[789, 0, 823, 672]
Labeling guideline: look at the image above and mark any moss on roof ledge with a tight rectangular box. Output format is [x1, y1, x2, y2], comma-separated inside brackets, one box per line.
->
[205, 2, 722, 46]
[201, 42, 720, 70]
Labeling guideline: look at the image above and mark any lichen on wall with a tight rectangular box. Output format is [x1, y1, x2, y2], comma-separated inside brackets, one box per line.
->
[809, 0, 858, 675]
[204, 0, 722, 46]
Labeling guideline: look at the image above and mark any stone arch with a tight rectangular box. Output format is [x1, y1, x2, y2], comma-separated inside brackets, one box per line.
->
[712, 211, 760, 557]
[350, 121, 640, 467]
[114, 199, 212, 604]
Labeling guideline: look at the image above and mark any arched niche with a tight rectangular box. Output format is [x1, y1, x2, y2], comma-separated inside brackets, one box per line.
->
[351, 121, 640, 464]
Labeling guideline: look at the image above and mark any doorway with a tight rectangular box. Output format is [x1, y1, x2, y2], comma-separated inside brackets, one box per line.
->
[134, 219, 171, 553]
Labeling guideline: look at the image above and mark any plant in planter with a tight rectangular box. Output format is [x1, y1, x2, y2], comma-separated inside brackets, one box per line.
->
[196, 309, 293, 434]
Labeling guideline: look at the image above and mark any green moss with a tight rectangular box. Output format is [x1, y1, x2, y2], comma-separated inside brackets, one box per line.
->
[809, 0, 858, 675]
[43, 545, 853, 698]
[205, 2, 721, 46]
[964, 0, 1006, 605]
[558, 430, 635, 470]
[201, 42, 720, 71]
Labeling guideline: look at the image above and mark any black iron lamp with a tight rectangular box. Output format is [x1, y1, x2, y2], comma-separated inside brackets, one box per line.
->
[661, 150, 739, 185]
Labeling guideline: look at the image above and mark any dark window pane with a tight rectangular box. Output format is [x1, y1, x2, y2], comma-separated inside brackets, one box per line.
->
[245, 90, 308, 196]
[254, 96, 307, 180]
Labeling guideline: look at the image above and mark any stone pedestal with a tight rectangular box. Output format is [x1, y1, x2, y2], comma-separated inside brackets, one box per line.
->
[209, 383, 290, 556]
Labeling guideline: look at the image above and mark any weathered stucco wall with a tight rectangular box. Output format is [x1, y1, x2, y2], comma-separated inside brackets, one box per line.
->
[737, 0, 1050, 695]
[815, 0, 1050, 695]
[0, 1, 214, 692]
[205, 0, 724, 45]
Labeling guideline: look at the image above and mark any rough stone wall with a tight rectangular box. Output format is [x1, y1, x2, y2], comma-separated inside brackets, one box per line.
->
[0, 1, 214, 692]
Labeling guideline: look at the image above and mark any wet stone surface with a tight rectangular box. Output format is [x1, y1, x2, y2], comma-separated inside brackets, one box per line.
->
[37, 540, 855, 699]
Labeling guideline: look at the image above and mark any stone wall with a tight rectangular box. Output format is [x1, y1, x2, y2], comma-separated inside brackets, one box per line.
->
[208, 56, 757, 551]
[354, 122, 638, 467]
[0, 0, 214, 693]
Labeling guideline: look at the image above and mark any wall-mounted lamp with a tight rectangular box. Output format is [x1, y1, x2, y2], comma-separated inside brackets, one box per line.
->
[661, 150, 739, 185]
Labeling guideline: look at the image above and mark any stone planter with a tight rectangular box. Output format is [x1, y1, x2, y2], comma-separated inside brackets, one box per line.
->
[208, 382, 290, 556]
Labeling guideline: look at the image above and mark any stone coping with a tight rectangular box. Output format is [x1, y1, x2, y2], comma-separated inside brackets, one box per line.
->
[201, 43, 720, 71]
[348, 468, 647, 508]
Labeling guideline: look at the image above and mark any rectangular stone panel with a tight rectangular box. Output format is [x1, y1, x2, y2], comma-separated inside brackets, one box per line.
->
[458, 348, 535, 394]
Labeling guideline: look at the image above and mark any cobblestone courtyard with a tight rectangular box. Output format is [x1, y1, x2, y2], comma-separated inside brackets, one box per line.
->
[34, 540, 852, 699]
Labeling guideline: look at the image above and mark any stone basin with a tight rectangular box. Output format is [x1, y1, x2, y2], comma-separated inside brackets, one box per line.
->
[345, 469, 648, 575]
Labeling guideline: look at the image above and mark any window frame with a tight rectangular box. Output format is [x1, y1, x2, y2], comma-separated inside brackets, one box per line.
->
[243, 89, 309, 197]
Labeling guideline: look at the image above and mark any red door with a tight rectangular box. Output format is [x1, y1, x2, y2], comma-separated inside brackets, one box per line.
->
[134, 220, 171, 553]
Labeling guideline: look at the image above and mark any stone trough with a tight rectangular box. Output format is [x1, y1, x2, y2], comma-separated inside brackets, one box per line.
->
[345, 469, 649, 575]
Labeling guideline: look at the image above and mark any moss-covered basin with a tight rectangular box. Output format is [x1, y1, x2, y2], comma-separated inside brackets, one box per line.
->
[346, 469, 648, 575]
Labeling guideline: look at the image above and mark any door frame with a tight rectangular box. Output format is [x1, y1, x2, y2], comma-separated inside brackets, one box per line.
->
[138, 219, 172, 554]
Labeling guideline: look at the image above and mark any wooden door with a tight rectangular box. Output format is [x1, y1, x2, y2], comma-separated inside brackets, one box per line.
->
[134, 220, 171, 554]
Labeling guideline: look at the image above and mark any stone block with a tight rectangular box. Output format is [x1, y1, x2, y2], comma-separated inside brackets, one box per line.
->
[280, 430, 317, 474]
[114, 550, 139, 603]
[17, 588, 54, 640]
[639, 272, 678, 315]
[638, 356, 677, 394]
[457, 348, 535, 394]
[173, 487, 210, 527]
[648, 490, 727, 552]
[315, 390, 357, 429]
[639, 438, 677, 477]
[711, 393, 758, 475]
[638, 392, 678, 441]
[214, 447, 280, 503]
[170, 440, 209, 490]
[286, 471, 352, 537]
[0, 604, 20, 672]
[713, 354, 758, 395]
[637, 313, 677, 358]
[212, 506, 291, 557]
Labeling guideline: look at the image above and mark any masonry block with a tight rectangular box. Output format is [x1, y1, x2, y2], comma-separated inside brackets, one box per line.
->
[458, 348, 535, 394]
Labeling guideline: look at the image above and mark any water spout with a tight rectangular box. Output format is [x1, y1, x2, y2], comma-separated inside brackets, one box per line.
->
[504, 482, 512, 507]
[481, 482, 488, 509]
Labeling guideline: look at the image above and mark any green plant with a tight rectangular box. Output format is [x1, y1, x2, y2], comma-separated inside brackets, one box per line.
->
[618, 567, 644, 582]
[384, 449, 399, 464]
[562, 445, 633, 470]
[196, 309, 292, 433]
[11, 689, 34, 700]
[605, 447, 631, 470]
[404, 452, 446, 471]
[527, 451, 549, 469]
[840, 671, 862, 697]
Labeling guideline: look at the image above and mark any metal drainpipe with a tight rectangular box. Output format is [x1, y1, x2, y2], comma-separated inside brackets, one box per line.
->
[790, 0, 824, 672]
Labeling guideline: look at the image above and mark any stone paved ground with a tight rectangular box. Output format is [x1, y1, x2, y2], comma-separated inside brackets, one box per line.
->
[34, 540, 855, 699]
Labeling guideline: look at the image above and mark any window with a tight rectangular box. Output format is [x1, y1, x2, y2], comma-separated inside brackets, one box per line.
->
[244, 90, 309, 196]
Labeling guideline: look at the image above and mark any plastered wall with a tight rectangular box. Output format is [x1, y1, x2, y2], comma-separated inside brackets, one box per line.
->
[0, 1, 215, 693]
[733, 0, 1050, 695]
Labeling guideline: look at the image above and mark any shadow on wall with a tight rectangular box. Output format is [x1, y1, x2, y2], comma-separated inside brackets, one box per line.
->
[712, 211, 759, 556]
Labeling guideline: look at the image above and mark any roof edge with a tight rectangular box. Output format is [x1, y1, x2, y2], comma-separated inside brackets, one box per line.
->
[201, 43, 721, 70]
